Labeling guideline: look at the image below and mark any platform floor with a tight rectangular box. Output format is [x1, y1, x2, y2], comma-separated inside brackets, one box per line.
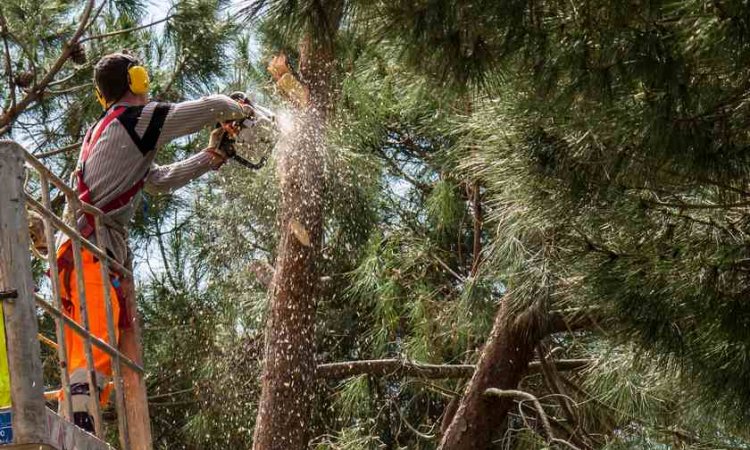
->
[2, 408, 114, 450]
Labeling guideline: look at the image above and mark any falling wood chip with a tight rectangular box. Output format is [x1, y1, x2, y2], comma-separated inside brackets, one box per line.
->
[290, 218, 311, 247]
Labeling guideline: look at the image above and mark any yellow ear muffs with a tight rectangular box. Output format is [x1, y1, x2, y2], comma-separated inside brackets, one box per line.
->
[94, 86, 108, 108]
[127, 65, 150, 95]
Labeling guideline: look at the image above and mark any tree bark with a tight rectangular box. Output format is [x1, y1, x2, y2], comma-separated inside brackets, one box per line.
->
[438, 299, 544, 450]
[252, 29, 338, 450]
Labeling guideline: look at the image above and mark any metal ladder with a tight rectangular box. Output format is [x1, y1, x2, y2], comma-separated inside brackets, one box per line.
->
[0, 141, 152, 450]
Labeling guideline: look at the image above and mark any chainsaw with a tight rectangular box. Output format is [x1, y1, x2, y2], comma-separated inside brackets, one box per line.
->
[217, 91, 278, 170]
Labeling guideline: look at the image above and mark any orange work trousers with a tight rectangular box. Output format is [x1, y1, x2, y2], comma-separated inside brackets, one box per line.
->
[57, 241, 124, 405]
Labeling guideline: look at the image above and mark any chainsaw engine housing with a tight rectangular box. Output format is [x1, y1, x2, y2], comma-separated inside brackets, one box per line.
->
[220, 92, 279, 169]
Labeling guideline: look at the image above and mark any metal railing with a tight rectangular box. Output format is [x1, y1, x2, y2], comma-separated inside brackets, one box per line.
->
[0, 140, 151, 450]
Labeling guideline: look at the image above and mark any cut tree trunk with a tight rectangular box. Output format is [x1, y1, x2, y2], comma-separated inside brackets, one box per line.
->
[251, 30, 337, 450]
[438, 299, 544, 450]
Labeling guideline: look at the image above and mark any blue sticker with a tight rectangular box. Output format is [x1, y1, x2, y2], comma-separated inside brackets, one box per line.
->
[0, 410, 12, 444]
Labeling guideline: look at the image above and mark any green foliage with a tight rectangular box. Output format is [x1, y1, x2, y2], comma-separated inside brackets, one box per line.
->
[12, 0, 750, 448]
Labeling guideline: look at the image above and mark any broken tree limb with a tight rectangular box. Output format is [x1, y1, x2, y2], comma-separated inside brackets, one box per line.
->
[316, 358, 591, 380]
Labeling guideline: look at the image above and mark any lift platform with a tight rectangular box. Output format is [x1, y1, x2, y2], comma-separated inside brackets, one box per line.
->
[0, 141, 152, 450]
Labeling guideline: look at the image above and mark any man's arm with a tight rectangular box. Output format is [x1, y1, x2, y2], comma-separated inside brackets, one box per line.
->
[134, 94, 246, 149]
[144, 128, 227, 194]
[143, 152, 216, 194]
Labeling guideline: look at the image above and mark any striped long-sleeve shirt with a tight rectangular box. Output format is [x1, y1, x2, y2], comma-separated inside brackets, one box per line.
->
[62, 95, 245, 265]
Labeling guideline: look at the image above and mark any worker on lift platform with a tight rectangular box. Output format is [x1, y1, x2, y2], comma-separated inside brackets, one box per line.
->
[56, 51, 254, 433]
[55, 48, 308, 434]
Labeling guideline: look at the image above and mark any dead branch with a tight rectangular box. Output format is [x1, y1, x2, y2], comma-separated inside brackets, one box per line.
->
[537, 344, 593, 450]
[35, 141, 81, 159]
[485, 388, 582, 450]
[317, 358, 591, 380]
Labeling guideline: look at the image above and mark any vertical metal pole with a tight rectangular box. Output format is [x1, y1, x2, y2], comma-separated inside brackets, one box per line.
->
[39, 174, 74, 420]
[69, 236, 105, 437]
[0, 141, 46, 443]
[94, 215, 130, 450]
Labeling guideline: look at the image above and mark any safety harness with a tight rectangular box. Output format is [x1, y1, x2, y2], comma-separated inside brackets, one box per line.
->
[77, 106, 141, 238]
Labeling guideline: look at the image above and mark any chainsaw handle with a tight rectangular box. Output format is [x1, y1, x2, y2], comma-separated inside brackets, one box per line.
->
[233, 155, 267, 170]
[214, 122, 237, 157]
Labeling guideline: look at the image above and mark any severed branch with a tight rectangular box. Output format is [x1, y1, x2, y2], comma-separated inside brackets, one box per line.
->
[0, 0, 95, 133]
[317, 358, 591, 380]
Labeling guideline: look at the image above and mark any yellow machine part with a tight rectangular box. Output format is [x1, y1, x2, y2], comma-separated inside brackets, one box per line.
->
[0, 303, 11, 408]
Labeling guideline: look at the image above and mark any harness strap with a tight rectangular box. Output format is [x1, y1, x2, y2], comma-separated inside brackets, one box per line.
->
[81, 106, 126, 162]
[77, 106, 127, 213]
[116, 103, 172, 154]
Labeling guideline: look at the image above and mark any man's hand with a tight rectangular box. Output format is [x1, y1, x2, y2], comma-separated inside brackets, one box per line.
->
[208, 127, 226, 150]
[204, 128, 228, 169]
[238, 102, 254, 118]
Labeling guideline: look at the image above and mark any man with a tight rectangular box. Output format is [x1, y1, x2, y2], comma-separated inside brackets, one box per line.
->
[56, 51, 253, 432]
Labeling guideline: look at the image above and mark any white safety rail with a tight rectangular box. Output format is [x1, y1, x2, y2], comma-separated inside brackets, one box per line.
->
[0, 140, 151, 450]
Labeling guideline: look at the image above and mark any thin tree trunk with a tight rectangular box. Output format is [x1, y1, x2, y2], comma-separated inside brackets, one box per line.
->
[438, 299, 543, 450]
[252, 31, 336, 450]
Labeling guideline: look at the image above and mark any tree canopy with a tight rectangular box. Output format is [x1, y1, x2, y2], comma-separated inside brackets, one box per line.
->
[4, 0, 750, 448]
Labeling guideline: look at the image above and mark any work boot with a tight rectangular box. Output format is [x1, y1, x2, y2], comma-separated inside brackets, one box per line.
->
[70, 382, 95, 433]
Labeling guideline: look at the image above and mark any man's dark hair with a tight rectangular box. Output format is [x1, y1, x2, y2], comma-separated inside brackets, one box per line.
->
[94, 52, 138, 103]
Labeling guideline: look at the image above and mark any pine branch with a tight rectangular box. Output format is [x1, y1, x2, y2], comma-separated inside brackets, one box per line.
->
[35, 141, 81, 159]
[47, 64, 91, 87]
[46, 82, 91, 96]
[79, 13, 176, 43]
[0, 0, 95, 133]
[377, 147, 431, 192]
[644, 198, 750, 210]
[0, 8, 15, 110]
[469, 180, 483, 277]
[317, 358, 592, 380]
